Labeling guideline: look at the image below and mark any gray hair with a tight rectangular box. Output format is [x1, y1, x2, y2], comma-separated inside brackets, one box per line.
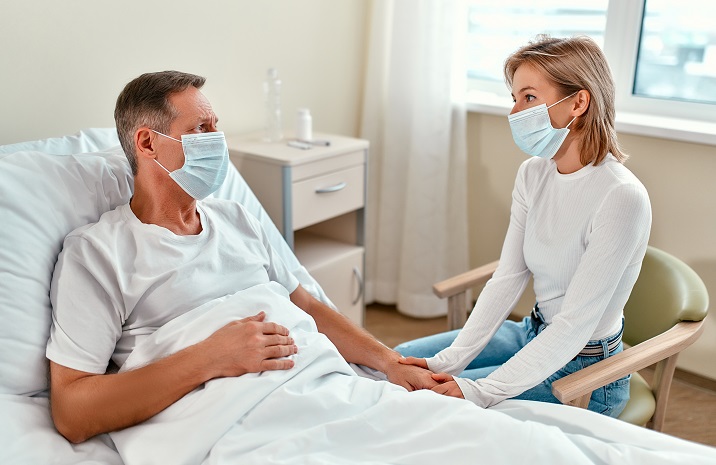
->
[114, 71, 206, 174]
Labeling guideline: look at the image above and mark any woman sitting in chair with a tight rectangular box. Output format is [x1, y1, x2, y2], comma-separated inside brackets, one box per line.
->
[396, 35, 651, 417]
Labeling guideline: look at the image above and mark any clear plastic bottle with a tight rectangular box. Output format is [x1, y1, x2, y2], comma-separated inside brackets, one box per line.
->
[296, 108, 312, 142]
[263, 68, 283, 142]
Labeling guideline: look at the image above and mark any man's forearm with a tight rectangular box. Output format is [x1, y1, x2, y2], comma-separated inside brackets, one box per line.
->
[315, 302, 398, 371]
[291, 286, 397, 372]
[50, 343, 211, 443]
[50, 312, 295, 443]
[290, 286, 440, 391]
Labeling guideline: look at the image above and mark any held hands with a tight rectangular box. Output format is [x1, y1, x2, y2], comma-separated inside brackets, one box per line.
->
[398, 357, 465, 399]
[429, 373, 464, 399]
[385, 356, 439, 391]
[201, 311, 297, 379]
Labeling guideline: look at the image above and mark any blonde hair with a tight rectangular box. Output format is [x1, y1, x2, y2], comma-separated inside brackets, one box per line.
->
[504, 35, 627, 165]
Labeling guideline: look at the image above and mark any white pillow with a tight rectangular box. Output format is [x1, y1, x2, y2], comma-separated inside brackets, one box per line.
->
[0, 132, 330, 396]
[0, 128, 121, 155]
[0, 148, 133, 395]
[0, 395, 123, 464]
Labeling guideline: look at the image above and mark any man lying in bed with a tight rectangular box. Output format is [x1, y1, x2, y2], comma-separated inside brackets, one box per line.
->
[45, 70, 437, 444]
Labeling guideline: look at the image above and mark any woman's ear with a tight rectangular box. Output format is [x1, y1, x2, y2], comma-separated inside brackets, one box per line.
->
[573, 89, 591, 117]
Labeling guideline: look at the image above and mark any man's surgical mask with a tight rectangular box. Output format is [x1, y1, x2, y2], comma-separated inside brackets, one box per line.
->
[507, 92, 577, 159]
[152, 130, 229, 200]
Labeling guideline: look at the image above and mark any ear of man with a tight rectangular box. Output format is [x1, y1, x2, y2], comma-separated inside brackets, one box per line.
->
[135, 127, 158, 160]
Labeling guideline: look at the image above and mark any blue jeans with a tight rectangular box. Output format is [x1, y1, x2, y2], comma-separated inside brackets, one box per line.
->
[394, 316, 630, 417]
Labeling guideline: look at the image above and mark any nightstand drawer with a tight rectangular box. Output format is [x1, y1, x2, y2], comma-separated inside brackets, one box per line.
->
[292, 150, 365, 181]
[292, 164, 365, 230]
[294, 232, 364, 326]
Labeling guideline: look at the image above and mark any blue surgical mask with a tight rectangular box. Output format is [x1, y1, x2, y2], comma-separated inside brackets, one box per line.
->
[151, 130, 229, 200]
[508, 92, 577, 159]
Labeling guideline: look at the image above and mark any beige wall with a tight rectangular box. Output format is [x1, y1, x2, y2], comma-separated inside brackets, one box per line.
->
[0, 0, 367, 145]
[467, 112, 716, 380]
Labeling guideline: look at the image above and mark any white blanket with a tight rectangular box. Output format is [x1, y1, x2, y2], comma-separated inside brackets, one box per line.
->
[109, 283, 716, 465]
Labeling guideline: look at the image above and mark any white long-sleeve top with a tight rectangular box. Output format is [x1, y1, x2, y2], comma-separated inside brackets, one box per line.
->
[426, 154, 651, 408]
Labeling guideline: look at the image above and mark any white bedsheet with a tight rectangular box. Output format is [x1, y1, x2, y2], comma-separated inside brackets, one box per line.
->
[100, 282, 715, 465]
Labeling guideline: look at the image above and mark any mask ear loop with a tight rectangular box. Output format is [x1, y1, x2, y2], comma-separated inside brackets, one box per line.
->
[547, 91, 579, 109]
[154, 159, 172, 174]
[150, 129, 183, 174]
[548, 92, 579, 129]
[151, 129, 181, 142]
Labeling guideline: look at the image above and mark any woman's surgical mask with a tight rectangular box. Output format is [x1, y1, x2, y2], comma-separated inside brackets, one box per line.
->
[508, 92, 577, 159]
[151, 130, 229, 200]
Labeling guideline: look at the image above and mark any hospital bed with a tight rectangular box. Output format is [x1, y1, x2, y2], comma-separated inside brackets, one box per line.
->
[0, 129, 714, 464]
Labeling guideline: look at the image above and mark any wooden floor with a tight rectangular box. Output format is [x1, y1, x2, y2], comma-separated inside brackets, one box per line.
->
[364, 303, 716, 448]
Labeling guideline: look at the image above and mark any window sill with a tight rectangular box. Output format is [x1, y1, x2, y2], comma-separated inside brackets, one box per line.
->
[467, 91, 716, 147]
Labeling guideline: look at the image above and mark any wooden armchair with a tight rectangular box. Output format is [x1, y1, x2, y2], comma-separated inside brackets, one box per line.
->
[433, 260, 500, 331]
[431, 246, 709, 430]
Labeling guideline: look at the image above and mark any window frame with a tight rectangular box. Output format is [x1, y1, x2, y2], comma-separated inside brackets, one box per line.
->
[466, 0, 716, 145]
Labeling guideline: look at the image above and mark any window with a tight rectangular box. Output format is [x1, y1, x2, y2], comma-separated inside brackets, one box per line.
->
[633, 0, 716, 106]
[467, 2, 608, 89]
[467, 0, 716, 129]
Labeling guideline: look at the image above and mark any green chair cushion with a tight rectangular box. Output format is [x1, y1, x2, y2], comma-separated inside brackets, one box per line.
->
[623, 247, 709, 346]
[618, 372, 655, 426]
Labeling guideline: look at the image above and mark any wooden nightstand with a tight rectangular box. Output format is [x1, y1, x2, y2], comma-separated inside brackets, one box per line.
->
[227, 133, 368, 326]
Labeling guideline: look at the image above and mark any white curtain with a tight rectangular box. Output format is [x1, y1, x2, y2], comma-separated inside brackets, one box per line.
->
[360, 0, 469, 318]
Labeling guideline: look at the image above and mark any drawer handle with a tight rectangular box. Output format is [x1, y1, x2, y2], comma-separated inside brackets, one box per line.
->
[315, 182, 347, 194]
[352, 266, 364, 306]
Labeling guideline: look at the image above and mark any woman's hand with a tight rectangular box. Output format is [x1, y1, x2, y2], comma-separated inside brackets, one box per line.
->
[384, 360, 439, 391]
[400, 358, 465, 399]
[430, 373, 464, 399]
[389, 356, 438, 390]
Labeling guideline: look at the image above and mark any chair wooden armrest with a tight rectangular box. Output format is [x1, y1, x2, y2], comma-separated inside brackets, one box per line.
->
[433, 260, 499, 330]
[551, 320, 705, 427]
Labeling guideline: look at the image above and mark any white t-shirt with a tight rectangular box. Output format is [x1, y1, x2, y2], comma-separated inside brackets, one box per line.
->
[427, 155, 651, 408]
[46, 198, 300, 374]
